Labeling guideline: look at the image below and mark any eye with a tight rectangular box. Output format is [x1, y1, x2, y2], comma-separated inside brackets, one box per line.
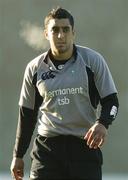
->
[52, 27, 60, 33]
[62, 27, 70, 33]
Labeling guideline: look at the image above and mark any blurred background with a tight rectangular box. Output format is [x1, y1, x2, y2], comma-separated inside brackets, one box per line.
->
[0, 0, 128, 179]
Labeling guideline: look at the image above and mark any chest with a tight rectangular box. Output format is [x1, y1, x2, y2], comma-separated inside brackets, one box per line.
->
[36, 59, 89, 98]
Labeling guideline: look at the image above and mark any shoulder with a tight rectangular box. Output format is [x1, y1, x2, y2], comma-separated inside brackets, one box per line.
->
[76, 45, 107, 69]
[25, 51, 47, 76]
[76, 45, 103, 60]
[27, 52, 47, 70]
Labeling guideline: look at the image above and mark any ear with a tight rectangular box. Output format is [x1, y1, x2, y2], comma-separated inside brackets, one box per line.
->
[72, 29, 75, 39]
[44, 29, 49, 40]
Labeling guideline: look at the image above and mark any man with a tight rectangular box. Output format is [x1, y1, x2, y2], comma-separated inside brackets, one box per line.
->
[10, 7, 119, 180]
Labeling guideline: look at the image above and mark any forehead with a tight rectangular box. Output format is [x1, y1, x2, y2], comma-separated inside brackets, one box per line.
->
[47, 18, 71, 28]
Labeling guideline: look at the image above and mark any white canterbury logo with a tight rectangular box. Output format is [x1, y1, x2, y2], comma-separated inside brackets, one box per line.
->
[110, 106, 117, 118]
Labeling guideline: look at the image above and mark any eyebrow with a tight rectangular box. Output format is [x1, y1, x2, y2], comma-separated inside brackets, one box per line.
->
[50, 26, 71, 33]
[52, 25, 70, 28]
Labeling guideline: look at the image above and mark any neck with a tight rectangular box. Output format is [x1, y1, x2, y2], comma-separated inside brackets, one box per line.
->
[51, 46, 73, 60]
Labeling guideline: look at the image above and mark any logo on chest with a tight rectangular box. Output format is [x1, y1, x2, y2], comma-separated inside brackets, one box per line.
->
[41, 71, 55, 80]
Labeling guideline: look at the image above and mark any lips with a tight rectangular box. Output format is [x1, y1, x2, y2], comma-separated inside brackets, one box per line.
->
[57, 42, 65, 45]
[57, 41, 66, 45]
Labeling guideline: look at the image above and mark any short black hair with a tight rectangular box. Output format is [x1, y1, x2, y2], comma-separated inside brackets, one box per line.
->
[44, 7, 74, 29]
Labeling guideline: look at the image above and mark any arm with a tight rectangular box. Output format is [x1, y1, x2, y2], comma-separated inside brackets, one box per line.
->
[11, 92, 43, 180]
[10, 106, 38, 180]
[10, 62, 43, 179]
[84, 53, 119, 149]
[98, 93, 119, 128]
[10, 95, 42, 179]
[11, 94, 42, 179]
[84, 93, 119, 149]
[13, 106, 38, 158]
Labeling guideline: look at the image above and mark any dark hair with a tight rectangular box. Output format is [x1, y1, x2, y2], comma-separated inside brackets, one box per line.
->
[44, 7, 74, 29]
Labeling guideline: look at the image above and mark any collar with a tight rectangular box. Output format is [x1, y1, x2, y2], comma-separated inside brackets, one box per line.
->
[44, 44, 78, 64]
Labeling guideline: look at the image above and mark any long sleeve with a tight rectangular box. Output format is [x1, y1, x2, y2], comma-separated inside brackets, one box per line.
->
[13, 84, 43, 158]
[13, 60, 43, 158]
[13, 106, 38, 158]
[85, 51, 119, 129]
[98, 93, 119, 129]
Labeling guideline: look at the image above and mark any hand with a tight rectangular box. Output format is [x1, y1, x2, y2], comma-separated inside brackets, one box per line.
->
[10, 157, 24, 180]
[84, 122, 107, 149]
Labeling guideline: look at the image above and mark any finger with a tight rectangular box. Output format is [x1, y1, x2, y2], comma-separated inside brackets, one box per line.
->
[93, 139, 102, 149]
[86, 131, 96, 146]
[89, 136, 101, 149]
[17, 170, 24, 180]
[12, 169, 18, 180]
[93, 138, 104, 149]
[12, 169, 23, 180]
[17, 169, 24, 176]
[98, 138, 105, 148]
[84, 129, 92, 140]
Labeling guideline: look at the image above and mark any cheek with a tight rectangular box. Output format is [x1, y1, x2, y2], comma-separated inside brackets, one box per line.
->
[46, 31, 54, 40]
[47, 34, 55, 42]
[49, 37, 57, 47]
[66, 34, 74, 42]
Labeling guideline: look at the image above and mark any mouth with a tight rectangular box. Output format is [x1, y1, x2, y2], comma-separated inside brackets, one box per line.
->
[56, 42, 66, 46]
[57, 42, 65, 45]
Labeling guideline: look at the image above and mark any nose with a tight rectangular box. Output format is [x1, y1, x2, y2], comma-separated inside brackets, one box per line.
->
[57, 29, 64, 39]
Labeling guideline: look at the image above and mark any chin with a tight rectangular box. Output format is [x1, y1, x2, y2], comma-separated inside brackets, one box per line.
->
[57, 47, 67, 53]
[58, 49, 67, 54]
